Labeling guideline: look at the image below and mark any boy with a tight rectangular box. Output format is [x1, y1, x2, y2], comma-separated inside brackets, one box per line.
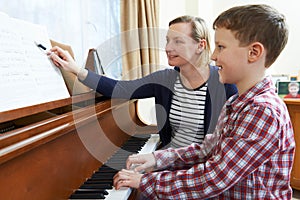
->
[113, 4, 295, 199]
[284, 81, 300, 98]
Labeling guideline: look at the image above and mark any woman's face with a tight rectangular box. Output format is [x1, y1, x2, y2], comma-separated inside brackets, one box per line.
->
[165, 22, 201, 68]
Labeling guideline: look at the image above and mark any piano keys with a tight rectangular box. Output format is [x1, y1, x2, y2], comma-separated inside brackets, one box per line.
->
[69, 133, 160, 199]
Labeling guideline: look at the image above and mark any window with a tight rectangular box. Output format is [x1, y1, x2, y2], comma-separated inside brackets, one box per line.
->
[0, 0, 122, 78]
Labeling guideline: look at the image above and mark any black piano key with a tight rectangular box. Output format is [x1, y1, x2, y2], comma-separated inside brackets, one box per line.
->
[83, 182, 113, 189]
[91, 173, 115, 179]
[106, 158, 126, 161]
[82, 182, 112, 189]
[75, 189, 109, 195]
[79, 183, 112, 189]
[69, 192, 105, 199]
[98, 165, 117, 171]
[97, 168, 117, 173]
[92, 174, 114, 180]
[93, 171, 116, 176]
[85, 179, 113, 183]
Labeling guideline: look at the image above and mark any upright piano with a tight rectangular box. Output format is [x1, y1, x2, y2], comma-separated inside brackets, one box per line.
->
[0, 39, 159, 199]
[0, 90, 158, 200]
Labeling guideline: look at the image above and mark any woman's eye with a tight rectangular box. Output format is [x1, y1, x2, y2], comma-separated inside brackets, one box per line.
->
[218, 45, 224, 50]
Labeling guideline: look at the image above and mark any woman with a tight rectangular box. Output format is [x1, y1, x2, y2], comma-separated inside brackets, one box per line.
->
[49, 15, 237, 148]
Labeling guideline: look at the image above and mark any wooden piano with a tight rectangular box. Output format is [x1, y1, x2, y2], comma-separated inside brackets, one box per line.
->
[0, 39, 159, 199]
[0, 91, 158, 200]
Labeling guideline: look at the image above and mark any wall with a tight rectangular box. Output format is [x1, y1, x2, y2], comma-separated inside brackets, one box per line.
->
[159, 0, 300, 77]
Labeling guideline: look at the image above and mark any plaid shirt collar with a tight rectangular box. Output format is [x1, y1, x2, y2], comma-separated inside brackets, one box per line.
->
[226, 76, 274, 114]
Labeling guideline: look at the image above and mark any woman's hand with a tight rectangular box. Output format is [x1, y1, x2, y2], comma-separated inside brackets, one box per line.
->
[126, 153, 156, 172]
[48, 46, 81, 75]
[113, 169, 143, 190]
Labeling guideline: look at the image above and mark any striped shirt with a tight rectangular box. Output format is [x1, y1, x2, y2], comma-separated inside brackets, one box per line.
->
[169, 77, 207, 148]
[139, 76, 295, 199]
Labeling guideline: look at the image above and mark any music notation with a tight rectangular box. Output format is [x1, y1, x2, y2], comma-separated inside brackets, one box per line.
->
[0, 13, 70, 112]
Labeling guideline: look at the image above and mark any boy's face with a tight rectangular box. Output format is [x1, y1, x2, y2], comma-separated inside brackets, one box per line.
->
[289, 85, 299, 96]
[211, 28, 249, 85]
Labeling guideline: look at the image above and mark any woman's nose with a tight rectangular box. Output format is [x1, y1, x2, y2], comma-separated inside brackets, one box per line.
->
[165, 43, 171, 52]
[211, 49, 217, 61]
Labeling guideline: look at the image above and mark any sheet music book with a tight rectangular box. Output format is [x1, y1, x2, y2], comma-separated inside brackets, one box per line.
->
[0, 13, 70, 112]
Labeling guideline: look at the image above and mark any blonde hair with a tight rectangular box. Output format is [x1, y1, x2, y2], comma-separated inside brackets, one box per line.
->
[169, 15, 211, 66]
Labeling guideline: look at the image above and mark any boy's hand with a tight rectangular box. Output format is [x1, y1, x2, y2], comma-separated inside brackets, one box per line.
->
[126, 153, 156, 172]
[113, 169, 143, 190]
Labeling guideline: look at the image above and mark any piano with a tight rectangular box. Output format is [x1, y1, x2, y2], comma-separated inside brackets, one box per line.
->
[0, 91, 159, 200]
[0, 39, 159, 199]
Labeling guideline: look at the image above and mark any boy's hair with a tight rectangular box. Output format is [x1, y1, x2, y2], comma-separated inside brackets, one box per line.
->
[288, 81, 299, 89]
[169, 15, 211, 66]
[213, 4, 288, 68]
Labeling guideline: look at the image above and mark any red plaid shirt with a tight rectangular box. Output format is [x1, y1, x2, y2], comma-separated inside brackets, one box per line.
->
[139, 76, 295, 199]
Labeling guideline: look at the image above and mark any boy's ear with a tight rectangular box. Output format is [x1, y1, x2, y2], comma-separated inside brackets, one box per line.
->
[248, 42, 264, 62]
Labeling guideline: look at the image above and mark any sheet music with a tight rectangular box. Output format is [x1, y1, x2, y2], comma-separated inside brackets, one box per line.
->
[0, 14, 70, 112]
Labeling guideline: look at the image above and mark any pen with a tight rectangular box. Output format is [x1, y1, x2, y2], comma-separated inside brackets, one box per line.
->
[34, 41, 62, 67]
[34, 41, 54, 58]
[37, 43, 46, 50]
[34, 41, 48, 52]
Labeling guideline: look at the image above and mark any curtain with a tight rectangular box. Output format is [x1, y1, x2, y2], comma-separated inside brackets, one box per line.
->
[120, 0, 160, 79]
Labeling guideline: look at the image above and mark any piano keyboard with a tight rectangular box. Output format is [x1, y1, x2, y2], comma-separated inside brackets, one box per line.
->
[69, 134, 160, 200]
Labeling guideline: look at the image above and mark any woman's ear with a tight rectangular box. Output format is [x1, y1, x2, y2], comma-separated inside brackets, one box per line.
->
[248, 42, 264, 63]
[196, 39, 206, 54]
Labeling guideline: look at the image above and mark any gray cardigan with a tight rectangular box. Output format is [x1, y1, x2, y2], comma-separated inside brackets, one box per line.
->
[81, 65, 237, 147]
